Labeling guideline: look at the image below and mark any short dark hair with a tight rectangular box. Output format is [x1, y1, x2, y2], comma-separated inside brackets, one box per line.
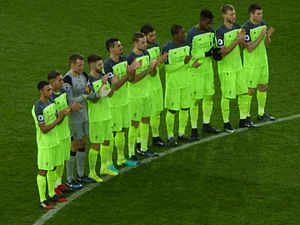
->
[69, 53, 84, 65]
[248, 4, 262, 14]
[105, 38, 119, 51]
[132, 32, 145, 43]
[200, 9, 214, 19]
[37, 81, 49, 90]
[87, 54, 102, 64]
[47, 70, 61, 81]
[140, 24, 155, 35]
[221, 4, 234, 14]
[171, 24, 183, 36]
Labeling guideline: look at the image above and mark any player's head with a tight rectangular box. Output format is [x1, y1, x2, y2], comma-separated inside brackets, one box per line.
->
[106, 38, 123, 55]
[141, 24, 156, 44]
[199, 9, 214, 30]
[87, 54, 103, 74]
[248, 4, 263, 23]
[132, 32, 147, 52]
[221, 4, 236, 24]
[37, 81, 52, 98]
[47, 70, 63, 90]
[69, 53, 84, 74]
[171, 24, 185, 42]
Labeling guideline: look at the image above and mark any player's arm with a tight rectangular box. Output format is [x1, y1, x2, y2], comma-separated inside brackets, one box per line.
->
[130, 66, 151, 83]
[265, 26, 275, 45]
[219, 30, 244, 57]
[36, 109, 67, 134]
[244, 27, 267, 52]
[63, 76, 88, 103]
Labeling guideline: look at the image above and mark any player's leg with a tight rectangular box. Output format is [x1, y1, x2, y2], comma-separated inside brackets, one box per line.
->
[257, 65, 275, 121]
[151, 87, 165, 146]
[219, 72, 235, 133]
[202, 71, 220, 133]
[165, 87, 179, 147]
[178, 86, 192, 142]
[37, 170, 54, 209]
[66, 122, 82, 189]
[240, 67, 259, 128]
[88, 140, 102, 182]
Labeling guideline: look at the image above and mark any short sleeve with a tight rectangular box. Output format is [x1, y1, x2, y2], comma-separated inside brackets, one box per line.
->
[216, 28, 225, 47]
[34, 103, 45, 124]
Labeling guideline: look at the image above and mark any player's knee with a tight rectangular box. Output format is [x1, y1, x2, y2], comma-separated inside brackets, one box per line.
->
[168, 109, 177, 114]
[248, 88, 256, 96]
[91, 143, 100, 150]
[258, 84, 268, 92]
[38, 170, 47, 176]
[141, 117, 150, 124]
[103, 140, 110, 146]
[131, 120, 139, 128]
[181, 107, 190, 111]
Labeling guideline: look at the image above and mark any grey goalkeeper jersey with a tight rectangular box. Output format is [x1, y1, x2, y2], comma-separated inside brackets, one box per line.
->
[63, 71, 88, 123]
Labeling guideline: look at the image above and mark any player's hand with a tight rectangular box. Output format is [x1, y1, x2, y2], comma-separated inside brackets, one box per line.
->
[158, 52, 168, 64]
[184, 55, 192, 64]
[99, 85, 110, 97]
[63, 108, 71, 115]
[266, 26, 275, 37]
[237, 29, 245, 43]
[127, 61, 142, 74]
[70, 102, 81, 112]
[261, 27, 267, 37]
[150, 60, 159, 70]
[102, 74, 108, 84]
[192, 61, 201, 68]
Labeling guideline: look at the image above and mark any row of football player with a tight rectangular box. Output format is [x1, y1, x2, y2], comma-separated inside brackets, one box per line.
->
[33, 3, 275, 209]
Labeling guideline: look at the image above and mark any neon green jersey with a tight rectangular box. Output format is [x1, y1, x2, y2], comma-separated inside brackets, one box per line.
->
[32, 100, 59, 149]
[242, 20, 268, 68]
[53, 92, 70, 139]
[87, 75, 111, 122]
[147, 44, 163, 91]
[162, 41, 190, 89]
[215, 23, 243, 73]
[127, 51, 150, 98]
[104, 56, 129, 107]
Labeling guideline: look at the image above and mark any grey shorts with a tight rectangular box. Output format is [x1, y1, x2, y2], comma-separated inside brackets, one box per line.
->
[70, 121, 89, 140]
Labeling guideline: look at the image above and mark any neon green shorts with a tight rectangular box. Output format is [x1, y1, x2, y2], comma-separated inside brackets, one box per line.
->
[129, 96, 152, 121]
[111, 104, 130, 132]
[89, 119, 113, 144]
[37, 146, 56, 170]
[245, 65, 269, 88]
[219, 70, 248, 99]
[189, 71, 215, 100]
[60, 137, 71, 161]
[151, 88, 163, 114]
[165, 86, 191, 110]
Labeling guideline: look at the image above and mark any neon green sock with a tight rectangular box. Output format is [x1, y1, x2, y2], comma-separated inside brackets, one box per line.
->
[37, 174, 47, 202]
[203, 96, 213, 124]
[150, 111, 160, 138]
[55, 164, 64, 187]
[115, 131, 125, 163]
[190, 99, 199, 129]
[166, 111, 175, 138]
[47, 170, 56, 198]
[247, 95, 253, 117]
[107, 142, 114, 165]
[238, 95, 248, 119]
[221, 96, 230, 123]
[128, 125, 138, 157]
[89, 148, 98, 175]
[136, 126, 141, 144]
[257, 91, 267, 116]
[100, 145, 109, 171]
[178, 109, 189, 136]
[140, 122, 149, 151]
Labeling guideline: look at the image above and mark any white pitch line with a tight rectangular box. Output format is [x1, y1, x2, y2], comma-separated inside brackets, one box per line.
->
[34, 113, 300, 225]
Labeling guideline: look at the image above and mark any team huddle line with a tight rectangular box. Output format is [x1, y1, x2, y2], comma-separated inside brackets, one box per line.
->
[32, 4, 275, 209]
